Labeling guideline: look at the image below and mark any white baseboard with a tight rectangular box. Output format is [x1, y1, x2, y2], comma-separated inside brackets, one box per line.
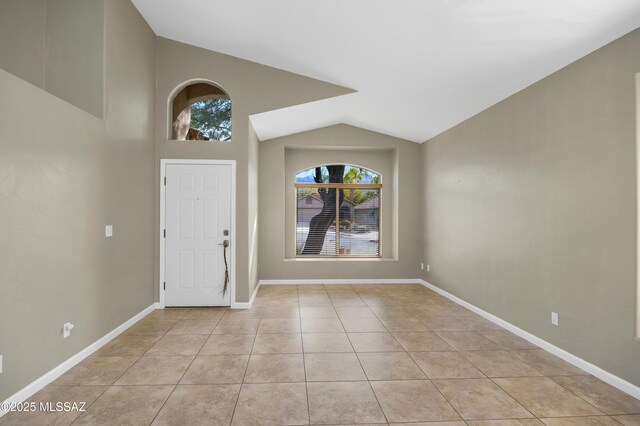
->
[232, 282, 261, 309]
[0, 303, 160, 417]
[259, 279, 423, 285]
[420, 280, 640, 400]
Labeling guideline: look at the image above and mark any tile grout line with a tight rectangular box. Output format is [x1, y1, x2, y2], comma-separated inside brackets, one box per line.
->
[63, 318, 180, 424]
[487, 375, 558, 422]
[342, 285, 390, 424]
[452, 321, 600, 423]
[442, 318, 615, 421]
[374, 287, 465, 424]
[228, 307, 260, 424]
[419, 307, 536, 424]
[534, 375, 610, 418]
[298, 286, 313, 425]
[192, 291, 633, 423]
[365, 288, 491, 424]
[72, 312, 183, 425]
[425, 373, 468, 423]
[66, 383, 112, 425]
[25, 286, 639, 424]
[145, 308, 223, 425]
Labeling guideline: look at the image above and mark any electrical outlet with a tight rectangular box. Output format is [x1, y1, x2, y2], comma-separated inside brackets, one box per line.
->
[105, 225, 113, 237]
[420, 263, 424, 270]
[551, 312, 559, 326]
[0, 355, 3, 373]
[426, 264, 430, 272]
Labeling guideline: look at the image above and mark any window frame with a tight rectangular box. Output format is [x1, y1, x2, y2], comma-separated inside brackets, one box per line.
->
[294, 182, 383, 258]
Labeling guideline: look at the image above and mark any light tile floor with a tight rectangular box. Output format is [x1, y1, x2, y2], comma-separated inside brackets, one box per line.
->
[3, 284, 640, 425]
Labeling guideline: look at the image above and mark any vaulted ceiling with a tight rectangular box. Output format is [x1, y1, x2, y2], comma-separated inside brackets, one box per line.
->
[132, 0, 640, 142]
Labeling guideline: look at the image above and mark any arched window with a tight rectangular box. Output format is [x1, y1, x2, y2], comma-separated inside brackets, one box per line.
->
[295, 165, 381, 257]
[170, 82, 231, 141]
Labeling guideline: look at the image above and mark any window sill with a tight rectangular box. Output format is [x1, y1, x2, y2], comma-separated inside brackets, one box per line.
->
[285, 257, 397, 262]
[166, 139, 232, 143]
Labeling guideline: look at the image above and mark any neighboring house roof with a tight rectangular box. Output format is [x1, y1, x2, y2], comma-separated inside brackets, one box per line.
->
[354, 195, 379, 210]
[298, 194, 324, 209]
[299, 194, 355, 206]
[305, 193, 323, 203]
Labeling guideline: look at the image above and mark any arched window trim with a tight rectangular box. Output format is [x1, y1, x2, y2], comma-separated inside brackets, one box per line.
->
[168, 79, 232, 142]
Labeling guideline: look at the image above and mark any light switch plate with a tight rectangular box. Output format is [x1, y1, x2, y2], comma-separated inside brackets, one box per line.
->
[551, 312, 559, 326]
[0, 355, 3, 373]
[105, 225, 113, 237]
[63, 322, 74, 338]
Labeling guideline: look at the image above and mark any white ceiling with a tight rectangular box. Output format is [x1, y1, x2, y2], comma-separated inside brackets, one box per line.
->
[132, 0, 640, 143]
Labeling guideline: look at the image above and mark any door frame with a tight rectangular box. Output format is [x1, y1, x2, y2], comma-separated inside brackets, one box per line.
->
[159, 159, 237, 308]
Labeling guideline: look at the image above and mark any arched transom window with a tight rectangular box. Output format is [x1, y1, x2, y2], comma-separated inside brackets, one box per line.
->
[171, 82, 231, 141]
[295, 165, 381, 257]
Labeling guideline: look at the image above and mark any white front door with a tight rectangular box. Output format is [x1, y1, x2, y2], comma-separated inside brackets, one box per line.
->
[165, 163, 231, 306]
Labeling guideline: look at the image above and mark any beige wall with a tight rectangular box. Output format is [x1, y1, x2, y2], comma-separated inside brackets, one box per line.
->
[248, 123, 260, 296]
[422, 28, 640, 386]
[260, 124, 423, 280]
[0, 0, 46, 88]
[45, 0, 105, 118]
[0, 0, 156, 401]
[0, 0, 105, 118]
[154, 38, 352, 302]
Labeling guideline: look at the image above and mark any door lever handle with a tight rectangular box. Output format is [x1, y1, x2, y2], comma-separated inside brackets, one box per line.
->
[220, 239, 230, 296]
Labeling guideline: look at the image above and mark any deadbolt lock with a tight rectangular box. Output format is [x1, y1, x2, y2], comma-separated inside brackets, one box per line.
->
[223, 229, 229, 236]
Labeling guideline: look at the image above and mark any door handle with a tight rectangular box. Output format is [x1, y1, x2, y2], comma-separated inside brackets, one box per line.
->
[220, 239, 230, 296]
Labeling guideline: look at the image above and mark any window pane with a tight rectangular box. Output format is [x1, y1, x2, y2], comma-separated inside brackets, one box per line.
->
[296, 187, 380, 257]
[190, 98, 231, 141]
[296, 188, 337, 255]
[340, 189, 380, 256]
[295, 165, 380, 184]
